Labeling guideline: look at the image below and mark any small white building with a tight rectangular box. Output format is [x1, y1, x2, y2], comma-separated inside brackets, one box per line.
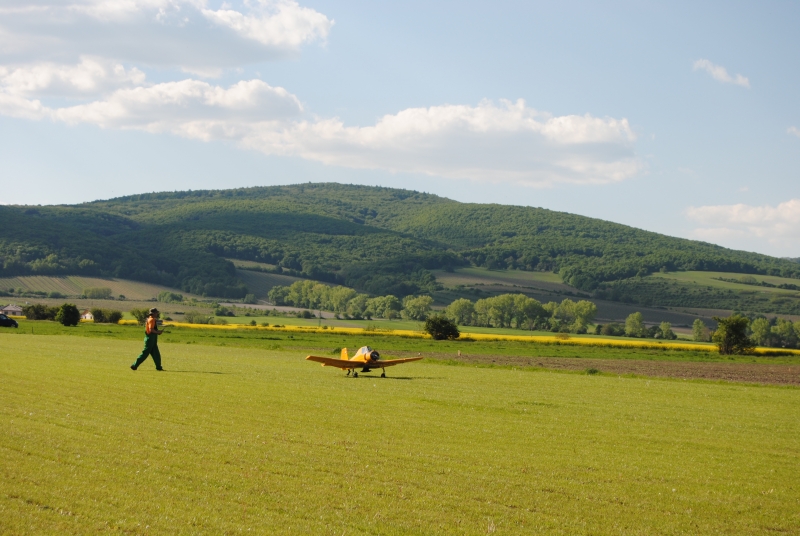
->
[80, 309, 94, 321]
[0, 305, 23, 316]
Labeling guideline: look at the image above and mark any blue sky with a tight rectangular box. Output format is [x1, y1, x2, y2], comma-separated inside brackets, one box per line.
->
[1, 1, 798, 256]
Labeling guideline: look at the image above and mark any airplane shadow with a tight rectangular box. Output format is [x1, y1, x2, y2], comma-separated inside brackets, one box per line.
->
[347, 376, 440, 381]
[163, 370, 231, 375]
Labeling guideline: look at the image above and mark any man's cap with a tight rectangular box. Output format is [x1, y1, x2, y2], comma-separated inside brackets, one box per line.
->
[148, 308, 160, 315]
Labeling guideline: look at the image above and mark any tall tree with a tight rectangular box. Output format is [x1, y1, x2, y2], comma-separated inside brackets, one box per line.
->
[712, 315, 754, 355]
[625, 312, 645, 338]
[692, 318, 710, 342]
[749, 317, 772, 346]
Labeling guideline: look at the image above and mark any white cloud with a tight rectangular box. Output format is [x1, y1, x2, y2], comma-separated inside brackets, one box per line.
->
[0, 1, 333, 70]
[693, 59, 750, 88]
[686, 200, 800, 252]
[788, 126, 800, 138]
[3, 78, 303, 135]
[0, 2, 641, 187]
[242, 99, 640, 185]
[202, 2, 333, 48]
[0, 57, 145, 97]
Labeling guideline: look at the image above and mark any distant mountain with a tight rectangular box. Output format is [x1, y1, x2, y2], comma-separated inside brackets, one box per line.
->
[2, 183, 798, 298]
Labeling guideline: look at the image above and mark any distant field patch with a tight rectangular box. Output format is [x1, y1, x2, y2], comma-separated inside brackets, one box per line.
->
[433, 267, 567, 290]
[650, 271, 800, 296]
[234, 269, 306, 299]
[0, 276, 197, 301]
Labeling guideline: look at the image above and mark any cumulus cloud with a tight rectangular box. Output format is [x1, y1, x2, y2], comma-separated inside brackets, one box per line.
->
[243, 99, 640, 184]
[0, 0, 333, 70]
[0, 1, 642, 186]
[2, 77, 303, 134]
[0, 57, 145, 97]
[202, 1, 332, 48]
[788, 126, 800, 138]
[686, 200, 800, 252]
[693, 59, 750, 88]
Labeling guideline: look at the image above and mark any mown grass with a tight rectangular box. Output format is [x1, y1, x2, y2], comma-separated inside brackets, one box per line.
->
[1, 333, 799, 534]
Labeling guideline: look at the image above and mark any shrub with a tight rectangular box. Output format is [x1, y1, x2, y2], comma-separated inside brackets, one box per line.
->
[713, 315, 755, 355]
[92, 309, 122, 323]
[84, 287, 112, 299]
[243, 293, 257, 304]
[48, 291, 65, 299]
[23, 304, 59, 320]
[184, 311, 210, 324]
[129, 308, 149, 325]
[157, 291, 184, 303]
[424, 315, 460, 340]
[55, 304, 80, 326]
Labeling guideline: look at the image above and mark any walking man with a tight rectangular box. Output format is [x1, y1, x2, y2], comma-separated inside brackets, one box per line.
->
[131, 308, 165, 371]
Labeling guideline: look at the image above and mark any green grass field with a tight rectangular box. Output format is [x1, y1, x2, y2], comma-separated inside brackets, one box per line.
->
[2, 326, 799, 534]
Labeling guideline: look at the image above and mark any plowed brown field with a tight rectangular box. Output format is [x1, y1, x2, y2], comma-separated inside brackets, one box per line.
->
[404, 351, 800, 386]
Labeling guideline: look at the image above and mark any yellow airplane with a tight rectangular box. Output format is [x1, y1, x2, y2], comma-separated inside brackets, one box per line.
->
[306, 346, 422, 377]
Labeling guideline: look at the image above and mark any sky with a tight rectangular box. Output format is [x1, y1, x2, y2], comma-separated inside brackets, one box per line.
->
[0, 0, 798, 257]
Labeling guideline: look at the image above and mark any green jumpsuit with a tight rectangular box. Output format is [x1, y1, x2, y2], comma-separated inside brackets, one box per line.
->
[131, 319, 162, 370]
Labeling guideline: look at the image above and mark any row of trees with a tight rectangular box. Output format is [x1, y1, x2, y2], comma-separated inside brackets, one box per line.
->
[692, 316, 800, 349]
[269, 281, 601, 333]
[23, 303, 123, 324]
[444, 296, 598, 333]
[22, 303, 81, 326]
[748, 316, 800, 348]
[596, 312, 677, 340]
[268, 281, 406, 320]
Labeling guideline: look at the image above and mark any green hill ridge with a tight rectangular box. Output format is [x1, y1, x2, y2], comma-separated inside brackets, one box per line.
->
[2, 183, 798, 305]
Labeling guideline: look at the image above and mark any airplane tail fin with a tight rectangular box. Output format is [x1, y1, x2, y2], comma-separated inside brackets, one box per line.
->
[341, 348, 349, 360]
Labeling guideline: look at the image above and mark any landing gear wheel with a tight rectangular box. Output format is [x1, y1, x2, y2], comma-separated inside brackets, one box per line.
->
[353, 372, 359, 378]
[381, 371, 386, 378]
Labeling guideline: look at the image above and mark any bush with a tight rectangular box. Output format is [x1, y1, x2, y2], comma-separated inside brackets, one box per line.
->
[91, 308, 122, 323]
[184, 311, 210, 324]
[713, 315, 755, 355]
[243, 293, 257, 304]
[48, 291, 65, 299]
[23, 304, 59, 320]
[55, 304, 80, 326]
[129, 308, 149, 325]
[83, 287, 112, 299]
[423, 315, 460, 340]
[157, 291, 184, 303]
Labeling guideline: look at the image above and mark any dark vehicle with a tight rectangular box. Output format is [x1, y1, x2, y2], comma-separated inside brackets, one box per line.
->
[0, 314, 19, 328]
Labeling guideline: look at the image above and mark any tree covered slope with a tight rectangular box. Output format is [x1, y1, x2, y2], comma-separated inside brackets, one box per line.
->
[2, 183, 798, 299]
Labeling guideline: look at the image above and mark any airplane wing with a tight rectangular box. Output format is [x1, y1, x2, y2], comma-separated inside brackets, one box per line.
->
[305, 356, 361, 369]
[305, 356, 423, 369]
[370, 357, 424, 367]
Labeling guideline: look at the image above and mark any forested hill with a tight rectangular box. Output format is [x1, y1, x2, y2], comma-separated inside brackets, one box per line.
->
[2, 183, 798, 298]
